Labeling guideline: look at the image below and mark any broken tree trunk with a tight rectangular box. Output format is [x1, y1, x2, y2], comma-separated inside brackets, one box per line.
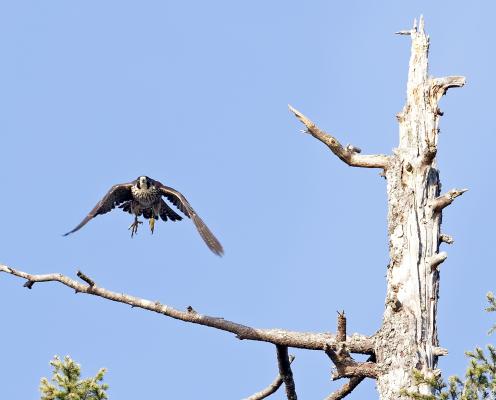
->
[289, 15, 465, 399]
[375, 17, 465, 399]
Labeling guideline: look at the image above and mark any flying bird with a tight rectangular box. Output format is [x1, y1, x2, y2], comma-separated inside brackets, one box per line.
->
[64, 176, 224, 256]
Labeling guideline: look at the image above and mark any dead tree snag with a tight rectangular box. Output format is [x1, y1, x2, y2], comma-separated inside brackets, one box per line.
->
[291, 16, 465, 399]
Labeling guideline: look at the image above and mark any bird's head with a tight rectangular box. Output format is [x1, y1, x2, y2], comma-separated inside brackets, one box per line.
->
[137, 176, 151, 189]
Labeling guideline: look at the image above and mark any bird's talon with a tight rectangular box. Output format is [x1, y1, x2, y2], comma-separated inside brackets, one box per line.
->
[128, 218, 143, 237]
[149, 217, 155, 234]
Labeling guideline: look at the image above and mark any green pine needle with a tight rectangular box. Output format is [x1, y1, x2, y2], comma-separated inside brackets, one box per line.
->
[39, 356, 108, 400]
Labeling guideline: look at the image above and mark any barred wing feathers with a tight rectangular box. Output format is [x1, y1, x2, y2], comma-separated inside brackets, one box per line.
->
[63, 182, 134, 236]
[156, 181, 224, 256]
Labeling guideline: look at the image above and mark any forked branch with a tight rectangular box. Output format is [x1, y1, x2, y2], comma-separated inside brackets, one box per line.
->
[288, 105, 389, 169]
[0, 264, 374, 354]
[324, 312, 377, 399]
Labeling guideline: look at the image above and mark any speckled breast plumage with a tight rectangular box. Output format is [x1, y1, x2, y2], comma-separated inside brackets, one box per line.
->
[131, 185, 161, 208]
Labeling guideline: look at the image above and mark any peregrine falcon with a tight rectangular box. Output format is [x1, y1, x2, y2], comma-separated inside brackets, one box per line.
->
[64, 176, 224, 256]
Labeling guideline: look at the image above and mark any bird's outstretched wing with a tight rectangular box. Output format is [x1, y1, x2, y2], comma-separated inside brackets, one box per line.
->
[154, 180, 224, 256]
[63, 182, 134, 236]
[158, 199, 183, 222]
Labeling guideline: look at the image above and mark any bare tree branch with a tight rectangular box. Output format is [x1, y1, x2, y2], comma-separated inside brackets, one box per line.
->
[324, 353, 376, 400]
[244, 355, 295, 400]
[324, 312, 378, 385]
[325, 344, 378, 380]
[0, 264, 374, 354]
[288, 105, 389, 169]
[276, 345, 298, 400]
[330, 359, 378, 380]
[324, 376, 364, 400]
[431, 188, 468, 212]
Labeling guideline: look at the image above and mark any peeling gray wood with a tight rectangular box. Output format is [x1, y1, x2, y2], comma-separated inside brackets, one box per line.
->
[376, 16, 465, 400]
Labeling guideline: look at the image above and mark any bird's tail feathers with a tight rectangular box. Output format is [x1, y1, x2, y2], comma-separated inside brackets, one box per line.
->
[192, 214, 224, 256]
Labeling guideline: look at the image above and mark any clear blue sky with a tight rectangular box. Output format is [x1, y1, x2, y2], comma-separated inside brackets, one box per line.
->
[0, 1, 493, 398]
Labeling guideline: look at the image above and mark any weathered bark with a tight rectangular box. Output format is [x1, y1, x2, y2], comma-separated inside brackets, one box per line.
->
[375, 16, 465, 399]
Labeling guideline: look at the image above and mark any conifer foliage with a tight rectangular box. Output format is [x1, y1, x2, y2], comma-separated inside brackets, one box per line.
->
[40, 356, 108, 400]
